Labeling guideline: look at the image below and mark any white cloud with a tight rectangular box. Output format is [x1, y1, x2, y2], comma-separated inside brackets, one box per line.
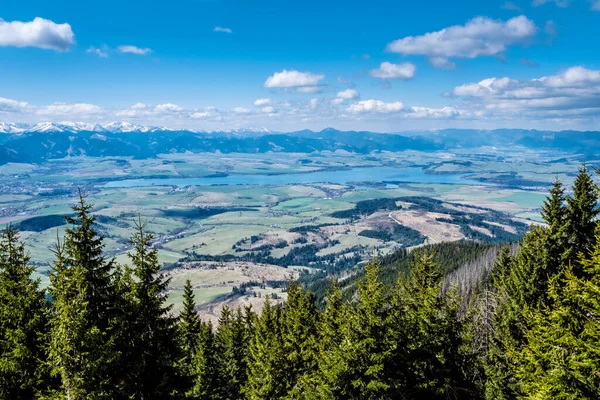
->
[254, 98, 271, 106]
[117, 45, 153, 55]
[87, 45, 109, 58]
[38, 103, 103, 116]
[154, 103, 183, 113]
[347, 99, 404, 114]
[264, 69, 324, 88]
[337, 89, 359, 100]
[0, 97, 29, 112]
[214, 26, 233, 34]
[405, 106, 461, 119]
[261, 106, 275, 113]
[0, 17, 74, 52]
[333, 89, 359, 104]
[453, 77, 515, 97]
[451, 66, 600, 120]
[386, 16, 537, 68]
[190, 111, 211, 119]
[309, 99, 319, 108]
[232, 107, 251, 114]
[369, 62, 416, 80]
[429, 57, 456, 70]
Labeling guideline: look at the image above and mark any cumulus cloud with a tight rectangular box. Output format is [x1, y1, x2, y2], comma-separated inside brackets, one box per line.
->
[429, 57, 457, 70]
[0, 97, 29, 113]
[232, 107, 251, 114]
[337, 89, 359, 100]
[0, 17, 74, 52]
[254, 98, 271, 106]
[38, 103, 103, 116]
[264, 69, 325, 89]
[117, 45, 153, 55]
[405, 106, 461, 119]
[386, 16, 537, 68]
[332, 89, 359, 105]
[309, 99, 319, 108]
[347, 99, 404, 114]
[451, 66, 600, 120]
[261, 106, 275, 113]
[369, 62, 416, 80]
[154, 103, 183, 113]
[87, 45, 109, 58]
[214, 26, 233, 33]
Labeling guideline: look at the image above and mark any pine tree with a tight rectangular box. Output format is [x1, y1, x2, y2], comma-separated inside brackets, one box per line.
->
[541, 179, 569, 277]
[47, 193, 122, 399]
[279, 281, 319, 394]
[180, 279, 201, 362]
[317, 258, 389, 399]
[215, 306, 250, 399]
[244, 296, 286, 400]
[565, 165, 599, 266]
[122, 217, 182, 399]
[190, 321, 221, 399]
[0, 226, 49, 399]
[514, 235, 600, 399]
[387, 250, 474, 398]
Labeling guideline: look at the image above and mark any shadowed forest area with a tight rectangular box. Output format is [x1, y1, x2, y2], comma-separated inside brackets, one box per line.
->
[1, 165, 599, 399]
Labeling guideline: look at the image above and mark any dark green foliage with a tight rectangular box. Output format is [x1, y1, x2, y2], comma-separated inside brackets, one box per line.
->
[2, 166, 600, 399]
[0, 227, 49, 399]
[162, 207, 257, 220]
[120, 217, 182, 399]
[330, 198, 401, 220]
[16, 214, 71, 232]
[358, 223, 426, 246]
[47, 192, 123, 399]
[215, 306, 252, 399]
[244, 297, 286, 399]
[565, 165, 599, 266]
[189, 321, 221, 399]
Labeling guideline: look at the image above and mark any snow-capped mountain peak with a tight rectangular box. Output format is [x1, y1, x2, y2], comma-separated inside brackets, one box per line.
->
[0, 121, 273, 135]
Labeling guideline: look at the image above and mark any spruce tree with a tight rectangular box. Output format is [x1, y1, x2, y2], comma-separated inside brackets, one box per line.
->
[318, 258, 389, 399]
[541, 179, 569, 276]
[215, 306, 250, 399]
[123, 217, 182, 399]
[180, 279, 201, 362]
[0, 226, 49, 399]
[244, 296, 286, 399]
[387, 250, 473, 398]
[565, 165, 599, 266]
[514, 236, 600, 399]
[279, 281, 319, 394]
[190, 321, 221, 399]
[47, 193, 122, 399]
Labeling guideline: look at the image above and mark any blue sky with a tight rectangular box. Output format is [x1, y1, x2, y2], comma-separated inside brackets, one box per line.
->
[1, 0, 600, 131]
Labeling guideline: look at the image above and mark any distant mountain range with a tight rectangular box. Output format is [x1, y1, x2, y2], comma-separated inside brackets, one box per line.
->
[1, 122, 599, 164]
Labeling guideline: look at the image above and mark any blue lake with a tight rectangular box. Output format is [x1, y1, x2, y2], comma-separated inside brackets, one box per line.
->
[103, 167, 483, 188]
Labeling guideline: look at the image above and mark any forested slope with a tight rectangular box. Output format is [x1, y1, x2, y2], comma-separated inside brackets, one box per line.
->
[0, 165, 599, 399]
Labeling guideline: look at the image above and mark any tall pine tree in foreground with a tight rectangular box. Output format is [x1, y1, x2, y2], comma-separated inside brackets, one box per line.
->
[565, 165, 599, 267]
[514, 236, 600, 399]
[122, 217, 182, 399]
[244, 296, 286, 400]
[47, 193, 122, 400]
[0, 227, 49, 399]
